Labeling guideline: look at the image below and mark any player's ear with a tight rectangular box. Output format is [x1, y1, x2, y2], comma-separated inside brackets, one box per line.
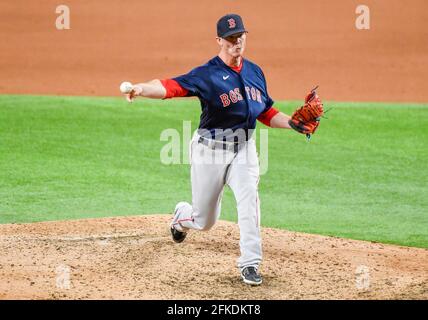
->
[216, 37, 222, 47]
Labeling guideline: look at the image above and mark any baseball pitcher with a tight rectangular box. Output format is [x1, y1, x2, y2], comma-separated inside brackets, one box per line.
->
[121, 14, 324, 285]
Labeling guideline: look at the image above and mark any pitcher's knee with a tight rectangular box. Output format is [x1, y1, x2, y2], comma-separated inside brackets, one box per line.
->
[239, 185, 258, 200]
[193, 216, 216, 231]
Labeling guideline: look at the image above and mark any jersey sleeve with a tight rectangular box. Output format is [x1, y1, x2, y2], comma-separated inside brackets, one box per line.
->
[257, 106, 279, 127]
[264, 95, 274, 111]
[172, 67, 202, 97]
[160, 79, 189, 99]
[259, 66, 275, 112]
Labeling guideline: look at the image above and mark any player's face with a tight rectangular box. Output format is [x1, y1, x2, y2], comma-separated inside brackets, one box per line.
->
[219, 32, 247, 57]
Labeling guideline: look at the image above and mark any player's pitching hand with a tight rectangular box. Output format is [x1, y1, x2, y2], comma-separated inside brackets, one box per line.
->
[125, 85, 143, 103]
[120, 81, 142, 103]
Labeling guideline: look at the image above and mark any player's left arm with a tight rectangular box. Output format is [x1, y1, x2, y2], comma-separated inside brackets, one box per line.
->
[268, 112, 292, 129]
[257, 107, 292, 129]
[258, 86, 324, 133]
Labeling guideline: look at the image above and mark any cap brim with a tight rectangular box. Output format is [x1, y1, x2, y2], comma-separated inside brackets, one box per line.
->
[221, 29, 248, 38]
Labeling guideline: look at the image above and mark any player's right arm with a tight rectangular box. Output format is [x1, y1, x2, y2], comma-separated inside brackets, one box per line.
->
[125, 79, 189, 102]
[126, 79, 166, 102]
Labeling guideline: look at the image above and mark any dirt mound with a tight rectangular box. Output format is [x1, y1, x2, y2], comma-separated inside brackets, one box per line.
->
[0, 215, 426, 299]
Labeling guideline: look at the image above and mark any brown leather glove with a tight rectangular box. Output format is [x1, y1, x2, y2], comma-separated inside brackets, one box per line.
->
[289, 86, 324, 139]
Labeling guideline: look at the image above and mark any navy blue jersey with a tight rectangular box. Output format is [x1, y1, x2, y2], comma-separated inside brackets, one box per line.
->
[173, 56, 274, 139]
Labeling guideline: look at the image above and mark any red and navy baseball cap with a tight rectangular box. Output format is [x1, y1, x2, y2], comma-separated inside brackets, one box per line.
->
[217, 14, 247, 38]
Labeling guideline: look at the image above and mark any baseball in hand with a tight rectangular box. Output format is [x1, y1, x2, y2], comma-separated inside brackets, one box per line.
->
[120, 81, 133, 94]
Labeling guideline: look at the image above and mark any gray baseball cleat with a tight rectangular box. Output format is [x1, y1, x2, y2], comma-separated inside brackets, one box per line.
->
[170, 203, 187, 243]
[241, 266, 263, 285]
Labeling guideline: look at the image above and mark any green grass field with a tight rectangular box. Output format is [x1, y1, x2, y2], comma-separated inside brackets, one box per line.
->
[1, 95, 427, 248]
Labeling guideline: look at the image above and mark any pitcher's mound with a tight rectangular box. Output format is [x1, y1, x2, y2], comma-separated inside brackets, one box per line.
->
[0, 215, 426, 299]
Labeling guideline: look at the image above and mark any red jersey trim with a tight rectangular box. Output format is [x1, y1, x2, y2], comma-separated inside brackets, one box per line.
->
[257, 107, 279, 127]
[229, 59, 243, 73]
[160, 79, 188, 99]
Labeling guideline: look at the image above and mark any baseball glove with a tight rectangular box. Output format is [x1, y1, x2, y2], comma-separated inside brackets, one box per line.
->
[288, 86, 324, 140]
